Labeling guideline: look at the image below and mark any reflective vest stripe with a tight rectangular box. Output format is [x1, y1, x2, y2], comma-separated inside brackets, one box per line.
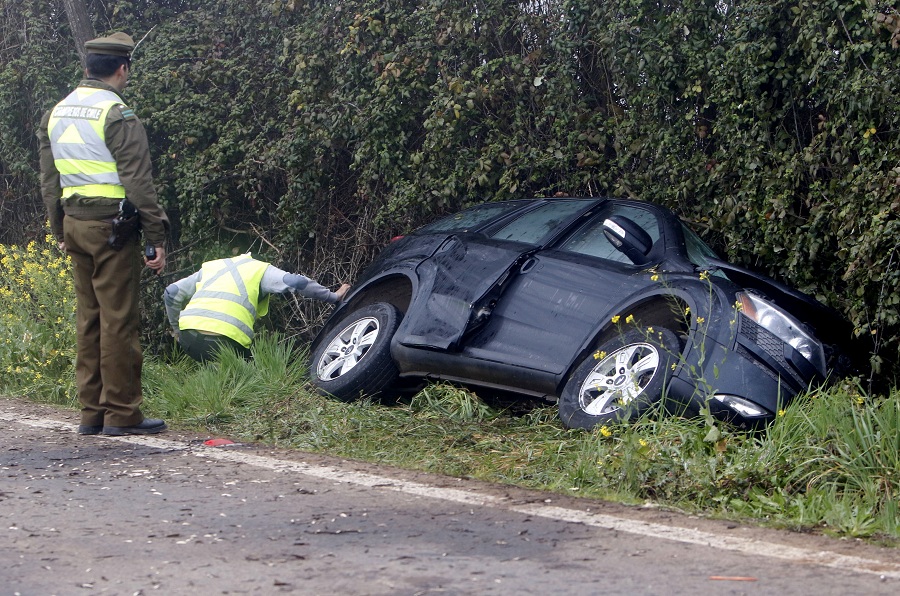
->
[178, 256, 270, 348]
[48, 87, 126, 199]
[61, 184, 126, 199]
[55, 158, 119, 176]
[179, 308, 255, 339]
[190, 255, 258, 318]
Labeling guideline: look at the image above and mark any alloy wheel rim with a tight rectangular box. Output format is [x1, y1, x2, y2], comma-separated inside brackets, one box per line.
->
[317, 316, 380, 380]
[578, 342, 659, 415]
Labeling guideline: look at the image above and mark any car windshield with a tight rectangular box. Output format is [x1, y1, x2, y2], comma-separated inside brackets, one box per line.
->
[416, 201, 530, 234]
[681, 222, 722, 269]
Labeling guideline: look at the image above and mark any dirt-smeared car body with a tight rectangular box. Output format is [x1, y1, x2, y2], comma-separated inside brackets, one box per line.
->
[310, 197, 859, 430]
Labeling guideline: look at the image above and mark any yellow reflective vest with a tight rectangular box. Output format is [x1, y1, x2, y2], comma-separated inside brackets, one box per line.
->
[47, 86, 127, 199]
[179, 256, 271, 348]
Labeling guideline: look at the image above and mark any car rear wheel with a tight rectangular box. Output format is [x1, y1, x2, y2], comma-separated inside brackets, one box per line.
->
[310, 302, 401, 402]
[559, 327, 679, 430]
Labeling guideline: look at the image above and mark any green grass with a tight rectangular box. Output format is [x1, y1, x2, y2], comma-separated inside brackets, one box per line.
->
[142, 335, 900, 545]
[3, 235, 899, 546]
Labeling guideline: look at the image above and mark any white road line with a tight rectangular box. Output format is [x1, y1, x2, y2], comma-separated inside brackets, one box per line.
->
[5, 412, 900, 579]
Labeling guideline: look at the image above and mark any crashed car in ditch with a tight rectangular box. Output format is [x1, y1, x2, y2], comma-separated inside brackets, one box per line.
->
[309, 197, 857, 430]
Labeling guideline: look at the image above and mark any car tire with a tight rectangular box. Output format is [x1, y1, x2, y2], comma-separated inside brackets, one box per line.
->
[310, 302, 401, 402]
[558, 327, 680, 430]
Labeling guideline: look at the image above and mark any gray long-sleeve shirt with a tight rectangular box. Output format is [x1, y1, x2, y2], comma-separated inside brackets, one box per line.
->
[163, 264, 339, 333]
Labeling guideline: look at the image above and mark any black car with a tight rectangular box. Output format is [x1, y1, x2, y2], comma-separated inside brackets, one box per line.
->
[310, 197, 856, 430]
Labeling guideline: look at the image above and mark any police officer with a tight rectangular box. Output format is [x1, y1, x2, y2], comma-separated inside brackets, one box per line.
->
[37, 32, 169, 435]
[164, 254, 350, 363]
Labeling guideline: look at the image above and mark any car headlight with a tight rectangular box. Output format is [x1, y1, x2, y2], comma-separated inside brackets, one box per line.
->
[736, 291, 826, 375]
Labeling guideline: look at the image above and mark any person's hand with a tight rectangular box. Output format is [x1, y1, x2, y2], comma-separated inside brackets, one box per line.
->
[145, 245, 166, 274]
[334, 283, 351, 301]
[58, 241, 66, 252]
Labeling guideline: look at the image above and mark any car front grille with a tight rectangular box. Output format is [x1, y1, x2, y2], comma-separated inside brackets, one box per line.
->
[738, 316, 807, 387]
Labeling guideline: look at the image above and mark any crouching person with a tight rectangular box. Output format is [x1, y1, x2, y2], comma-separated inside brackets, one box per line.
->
[164, 254, 350, 363]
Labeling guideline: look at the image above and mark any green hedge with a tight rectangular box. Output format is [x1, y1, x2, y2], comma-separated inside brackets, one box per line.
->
[1, 0, 898, 377]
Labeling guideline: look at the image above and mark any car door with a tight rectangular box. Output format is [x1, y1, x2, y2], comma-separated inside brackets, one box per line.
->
[393, 199, 594, 352]
[460, 203, 665, 381]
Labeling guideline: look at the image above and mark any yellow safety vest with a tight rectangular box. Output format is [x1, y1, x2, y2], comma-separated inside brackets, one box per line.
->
[178, 256, 271, 348]
[47, 86, 126, 199]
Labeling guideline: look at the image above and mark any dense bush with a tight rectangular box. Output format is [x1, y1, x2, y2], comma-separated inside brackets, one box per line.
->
[0, 0, 898, 378]
[0, 235, 77, 401]
[0, 0, 78, 242]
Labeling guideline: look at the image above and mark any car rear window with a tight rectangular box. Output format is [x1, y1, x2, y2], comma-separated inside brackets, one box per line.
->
[416, 201, 529, 234]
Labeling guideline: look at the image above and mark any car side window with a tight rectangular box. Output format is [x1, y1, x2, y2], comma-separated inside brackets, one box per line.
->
[559, 205, 662, 263]
[488, 200, 590, 245]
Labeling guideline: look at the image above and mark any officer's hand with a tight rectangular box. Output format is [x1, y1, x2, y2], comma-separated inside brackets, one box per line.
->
[146, 245, 166, 274]
[335, 283, 351, 301]
[58, 241, 66, 252]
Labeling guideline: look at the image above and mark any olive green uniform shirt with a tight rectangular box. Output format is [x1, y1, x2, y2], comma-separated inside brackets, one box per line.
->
[37, 79, 168, 245]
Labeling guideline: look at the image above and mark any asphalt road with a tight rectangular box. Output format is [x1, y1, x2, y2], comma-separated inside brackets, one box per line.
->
[2, 397, 899, 595]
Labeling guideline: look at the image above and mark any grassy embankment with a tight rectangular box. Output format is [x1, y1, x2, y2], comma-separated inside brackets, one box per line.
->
[2, 236, 899, 544]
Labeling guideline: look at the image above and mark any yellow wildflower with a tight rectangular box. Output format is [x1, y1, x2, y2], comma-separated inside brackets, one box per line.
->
[625, 314, 635, 324]
[599, 426, 612, 437]
[593, 350, 607, 360]
[650, 274, 659, 282]
[611, 315, 620, 324]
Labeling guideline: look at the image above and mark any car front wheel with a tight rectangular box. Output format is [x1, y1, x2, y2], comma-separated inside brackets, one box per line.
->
[310, 302, 401, 402]
[559, 327, 680, 430]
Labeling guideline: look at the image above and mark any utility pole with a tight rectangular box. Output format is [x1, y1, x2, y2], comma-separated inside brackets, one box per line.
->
[62, 0, 95, 65]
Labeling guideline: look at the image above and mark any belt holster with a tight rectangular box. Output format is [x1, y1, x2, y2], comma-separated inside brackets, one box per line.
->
[107, 200, 140, 251]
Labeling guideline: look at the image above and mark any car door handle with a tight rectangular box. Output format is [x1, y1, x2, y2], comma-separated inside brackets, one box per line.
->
[519, 257, 537, 274]
[436, 236, 459, 253]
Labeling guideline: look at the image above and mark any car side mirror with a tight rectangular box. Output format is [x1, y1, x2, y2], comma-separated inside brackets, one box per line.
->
[602, 215, 654, 265]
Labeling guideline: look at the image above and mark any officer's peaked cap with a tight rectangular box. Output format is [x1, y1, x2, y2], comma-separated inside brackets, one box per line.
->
[84, 32, 134, 57]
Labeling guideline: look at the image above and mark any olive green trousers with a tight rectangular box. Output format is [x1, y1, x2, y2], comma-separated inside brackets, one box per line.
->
[178, 328, 251, 363]
[63, 215, 145, 428]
